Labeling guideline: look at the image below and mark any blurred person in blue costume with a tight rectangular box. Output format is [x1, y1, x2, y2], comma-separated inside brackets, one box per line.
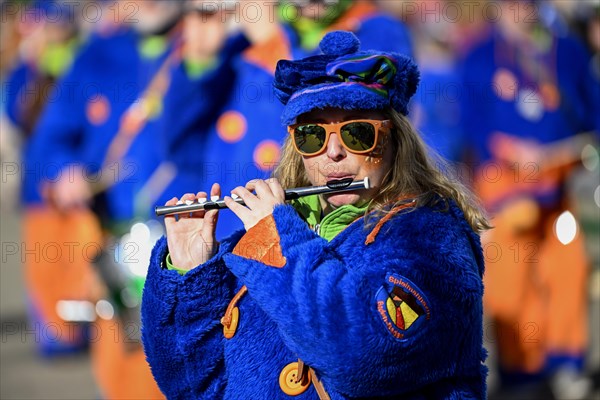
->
[116, 0, 279, 240]
[4, 0, 79, 136]
[2, 0, 79, 208]
[378, 0, 492, 163]
[142, 31, 490, 399]
[158, 0, 414, 241]
[3, 0, 88, 357]
[116, 0, 252, 223]
[26, 0, 183, 225]
[460, 0, 600, 397]
[0, 3, 23, 212]
[404, 12, 466, 162]
[279, 0, 412, 58]
[23, 1, 185, 398]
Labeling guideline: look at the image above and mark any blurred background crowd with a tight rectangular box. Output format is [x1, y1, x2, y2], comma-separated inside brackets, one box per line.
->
[0, 0, 598, 399]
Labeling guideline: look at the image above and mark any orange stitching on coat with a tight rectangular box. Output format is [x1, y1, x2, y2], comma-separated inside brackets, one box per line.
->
[365, 200, 416, 245]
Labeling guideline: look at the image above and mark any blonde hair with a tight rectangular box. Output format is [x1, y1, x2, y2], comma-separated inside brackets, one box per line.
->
[274, 109, 491, 233]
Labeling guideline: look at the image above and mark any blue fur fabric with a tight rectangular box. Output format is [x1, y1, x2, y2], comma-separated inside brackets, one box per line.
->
[274, 31, 419, 125]
[142, 202, 487, 399]
[319, 30, 360, 56]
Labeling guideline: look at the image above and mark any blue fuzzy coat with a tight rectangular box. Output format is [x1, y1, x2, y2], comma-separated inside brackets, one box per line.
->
[141, 201, 487, 399]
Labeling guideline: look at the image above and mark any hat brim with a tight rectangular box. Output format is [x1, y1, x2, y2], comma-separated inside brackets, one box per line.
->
[281, 82, 390, 126]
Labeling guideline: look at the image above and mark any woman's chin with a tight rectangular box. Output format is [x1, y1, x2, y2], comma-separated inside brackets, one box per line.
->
[325, 193, 361, 208]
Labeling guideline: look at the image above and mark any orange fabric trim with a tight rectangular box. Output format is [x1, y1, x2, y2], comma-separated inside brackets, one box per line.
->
[221, 215, 286, 334]
[365, 199, 416, 246]
[221, 285, 248, 327]
[232, 214, 287, 268]
[327, 1, 379, 33]
[242, 25, 292, 75]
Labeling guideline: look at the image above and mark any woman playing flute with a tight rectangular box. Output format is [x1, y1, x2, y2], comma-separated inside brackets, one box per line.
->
[141, 31, 490, 399]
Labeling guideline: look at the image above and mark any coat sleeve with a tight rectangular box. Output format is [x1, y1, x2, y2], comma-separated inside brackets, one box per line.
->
[141, 231, 244, 399]
[224, 204, 486, 398]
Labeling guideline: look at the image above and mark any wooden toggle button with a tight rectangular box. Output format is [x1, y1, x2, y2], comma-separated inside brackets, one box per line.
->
[222, 307, 239, 339]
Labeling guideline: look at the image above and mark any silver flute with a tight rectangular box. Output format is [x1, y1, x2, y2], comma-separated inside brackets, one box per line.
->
[155, 177, 370, 216]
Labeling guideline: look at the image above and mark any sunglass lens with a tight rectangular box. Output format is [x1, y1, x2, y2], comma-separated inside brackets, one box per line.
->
[294, 124, 327, 154]
[340, 122, 376, 152]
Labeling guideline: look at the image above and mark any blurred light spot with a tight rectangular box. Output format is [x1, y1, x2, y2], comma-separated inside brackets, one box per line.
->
[554, 210, 578, 245]
[117, 220, 162, 277]
[130, 222, 150, 242]
[121, 287, 140, 308]
[516, 89, 543, 122]
[581, 144, 599, 171]
[146, 219, 164, 238]
[56, 300, 96, 322]
[117, 233, 131, 266]
[96, 300, 115, 320]
[595, 186, 600, 208]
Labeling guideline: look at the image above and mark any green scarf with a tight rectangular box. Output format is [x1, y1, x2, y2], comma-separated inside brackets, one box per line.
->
[292, 194, 368, 241]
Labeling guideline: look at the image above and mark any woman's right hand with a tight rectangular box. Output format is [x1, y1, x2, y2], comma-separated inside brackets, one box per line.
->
[165, 183, 221, 271]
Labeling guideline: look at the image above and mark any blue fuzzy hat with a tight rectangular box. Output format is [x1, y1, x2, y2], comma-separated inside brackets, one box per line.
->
[274, 31, 420, 126]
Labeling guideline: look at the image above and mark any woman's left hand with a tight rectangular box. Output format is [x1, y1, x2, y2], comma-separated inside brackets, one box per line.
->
[224, 178, 286, 231]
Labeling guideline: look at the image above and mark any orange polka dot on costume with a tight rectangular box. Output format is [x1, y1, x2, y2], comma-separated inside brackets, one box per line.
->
[493, 68, 518, 101]
[253, 140, 281, 172]
[86, 95, 111, 126]
[540, 82, 560, 111]
[217, 111, 247, 143]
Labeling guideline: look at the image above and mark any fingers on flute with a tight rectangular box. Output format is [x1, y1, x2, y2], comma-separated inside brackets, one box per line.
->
[232, 185, 258, 208]
[244, 179, 259, 191]
[178, 193, 196, 218]
[190, 191, 208, 219]
[266, 178, 285, 201]
[164, 197, 179, 223]
[180, 193, 196, 202]
[203, 183, 221, 233]
[208, 183, 221, 202]
[165, 196, 179, 206]
[224, 194, 249, 220]
[227, 186, 254, 225]
[248, 179, 270, 198]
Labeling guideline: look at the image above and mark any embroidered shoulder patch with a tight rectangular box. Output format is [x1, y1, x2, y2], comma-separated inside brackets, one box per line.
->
[375, 273, 431, 339]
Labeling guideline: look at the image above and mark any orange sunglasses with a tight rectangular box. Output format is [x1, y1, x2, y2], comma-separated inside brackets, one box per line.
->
[287, 119, 392, 156]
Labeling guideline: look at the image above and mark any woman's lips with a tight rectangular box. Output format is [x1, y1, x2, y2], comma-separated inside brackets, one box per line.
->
[325, 174, 355, 181]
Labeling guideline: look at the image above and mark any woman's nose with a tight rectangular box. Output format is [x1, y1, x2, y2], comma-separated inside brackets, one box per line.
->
[326, 132, 346, 161]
